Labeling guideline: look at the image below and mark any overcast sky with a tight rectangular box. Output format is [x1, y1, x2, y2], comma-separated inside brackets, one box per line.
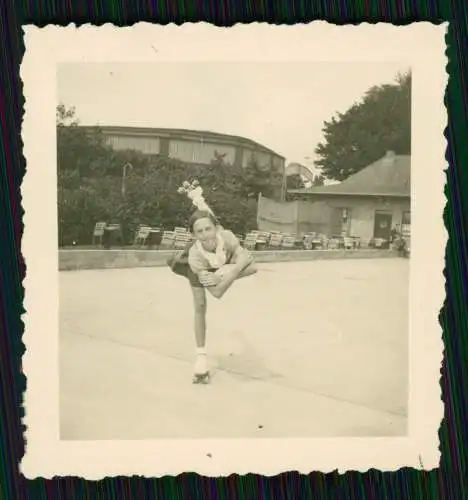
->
[57, 62, 409, 171]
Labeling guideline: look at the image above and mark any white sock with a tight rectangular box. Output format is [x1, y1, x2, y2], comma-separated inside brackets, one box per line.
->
[194, 347, 208, 375]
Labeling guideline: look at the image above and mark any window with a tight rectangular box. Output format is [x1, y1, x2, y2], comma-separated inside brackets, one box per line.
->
[169, 140, 235, 165]
[106, 135, 160, 155]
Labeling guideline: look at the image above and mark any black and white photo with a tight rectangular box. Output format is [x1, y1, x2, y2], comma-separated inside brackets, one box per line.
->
[21, 22, 446, 478]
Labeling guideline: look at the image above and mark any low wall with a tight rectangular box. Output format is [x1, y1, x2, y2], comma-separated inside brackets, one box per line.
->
[59, 248, 399, 271]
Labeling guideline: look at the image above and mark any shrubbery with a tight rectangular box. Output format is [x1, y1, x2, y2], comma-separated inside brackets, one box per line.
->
[57, 105, 282, 247]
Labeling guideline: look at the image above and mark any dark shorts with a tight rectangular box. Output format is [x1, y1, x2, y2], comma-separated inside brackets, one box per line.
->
[167, 244, 231, 288]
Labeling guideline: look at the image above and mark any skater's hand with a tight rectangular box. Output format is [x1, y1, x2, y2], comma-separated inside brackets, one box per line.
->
[199, 271, 222, 287]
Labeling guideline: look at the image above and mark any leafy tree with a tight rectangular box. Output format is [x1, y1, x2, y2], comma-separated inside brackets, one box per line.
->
[57, 103, 112, 178]
[286, 174, 306, 189]
[312, 174, 325, 186]
[314, 72, 411, 181]
[241, 154, 284, 200]
[205, 153, 278, 232]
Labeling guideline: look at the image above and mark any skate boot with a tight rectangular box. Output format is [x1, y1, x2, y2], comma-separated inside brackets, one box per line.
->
[192, 352, 210, 384]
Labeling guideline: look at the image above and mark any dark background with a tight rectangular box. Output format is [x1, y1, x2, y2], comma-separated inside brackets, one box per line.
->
[1, 1, 466, 499]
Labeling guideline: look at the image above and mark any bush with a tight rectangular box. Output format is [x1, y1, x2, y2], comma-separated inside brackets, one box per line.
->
[57, 105, 283, 246]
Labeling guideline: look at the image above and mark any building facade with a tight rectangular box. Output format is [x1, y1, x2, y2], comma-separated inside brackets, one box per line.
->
[257, 194, 332, 235]
[81, 126, 287, 199]
[284, 152, 411, 242]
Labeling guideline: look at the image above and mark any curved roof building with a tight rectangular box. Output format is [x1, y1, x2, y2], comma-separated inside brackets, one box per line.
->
[81, 125, 286, 174]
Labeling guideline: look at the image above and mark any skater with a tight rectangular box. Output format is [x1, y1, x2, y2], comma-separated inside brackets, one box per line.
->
[167, 181, 257, 383]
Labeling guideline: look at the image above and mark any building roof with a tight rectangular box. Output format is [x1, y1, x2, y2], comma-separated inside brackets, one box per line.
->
[288, 152, 411, 197]
[78, 125, 285, 159]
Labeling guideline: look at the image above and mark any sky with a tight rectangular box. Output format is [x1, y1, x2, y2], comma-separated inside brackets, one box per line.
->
[57, 62, 409, 173]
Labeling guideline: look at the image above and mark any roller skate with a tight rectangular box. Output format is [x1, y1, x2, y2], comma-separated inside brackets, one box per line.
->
[192, 352, 210, 384]
[192, 371, 211, 384]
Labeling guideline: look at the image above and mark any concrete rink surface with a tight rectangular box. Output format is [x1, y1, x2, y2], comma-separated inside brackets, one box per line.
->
[59, 258, 409, 440]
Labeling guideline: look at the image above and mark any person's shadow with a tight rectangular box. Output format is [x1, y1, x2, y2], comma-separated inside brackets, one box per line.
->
[212, 331, 282, 382]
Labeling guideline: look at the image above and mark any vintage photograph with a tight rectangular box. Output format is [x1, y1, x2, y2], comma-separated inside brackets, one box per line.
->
[57, 61, 411, 440]
[21, 23, 446, 477]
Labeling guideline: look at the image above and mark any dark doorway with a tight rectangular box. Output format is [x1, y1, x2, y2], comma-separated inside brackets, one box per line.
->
[373, 212, 392, 240]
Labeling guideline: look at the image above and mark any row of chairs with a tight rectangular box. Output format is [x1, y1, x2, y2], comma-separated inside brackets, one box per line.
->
[327, 235, 361, 250]
[133, 225, 193, 249]
[242, 230, 362, 251]
[133, 226, 298, 251]
[94, 222, 362, 251]
[242, 230, 297, 250]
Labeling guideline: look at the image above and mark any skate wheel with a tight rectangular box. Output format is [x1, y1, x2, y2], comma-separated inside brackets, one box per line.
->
[192, 372, 210, 384]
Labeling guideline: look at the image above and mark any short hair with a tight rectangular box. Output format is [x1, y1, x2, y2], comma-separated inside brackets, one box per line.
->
[188, 210, 219, 232]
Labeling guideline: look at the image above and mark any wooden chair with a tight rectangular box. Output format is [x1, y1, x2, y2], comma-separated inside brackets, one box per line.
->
[319, 235, 329, 249]
[372, 237, 389, 249]
[343, 237, 354, 250]
[327, 237, 341, 250]
[257, 231, 270, 242]
[160, 231, 176, 249]
[134, 226, 152, 246]
[243, 232, 258, 250]
[92, 222, 107, 245]
[316, 234, 328, 249]
[269, 232, 283, 249]
[174, 230, 193, 250]
[281, 234, 295, 250]
[302, 234, 314, 250]
[352, 237, 361, 249]
[256, 231, 271, 250]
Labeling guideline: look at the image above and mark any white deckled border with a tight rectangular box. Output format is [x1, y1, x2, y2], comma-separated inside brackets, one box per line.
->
[20, 22, 447, 478]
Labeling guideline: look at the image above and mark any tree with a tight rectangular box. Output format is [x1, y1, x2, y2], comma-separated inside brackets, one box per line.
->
[286, 174, 306, 189]
[240, 154, 284, 200]
[205, 152, 279, 233]
[56, 103, 284, 245]
[314, 72, 411, 181]
[57, 103, 111, 179]
[312, 174, 325, 187]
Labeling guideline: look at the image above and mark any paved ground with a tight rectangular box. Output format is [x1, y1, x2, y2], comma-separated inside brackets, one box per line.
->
[59, 258, 409, 440]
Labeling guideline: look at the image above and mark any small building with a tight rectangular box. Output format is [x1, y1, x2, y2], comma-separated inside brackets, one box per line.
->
[287, 151, 411, 243]
[257, 194, 332, 235]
